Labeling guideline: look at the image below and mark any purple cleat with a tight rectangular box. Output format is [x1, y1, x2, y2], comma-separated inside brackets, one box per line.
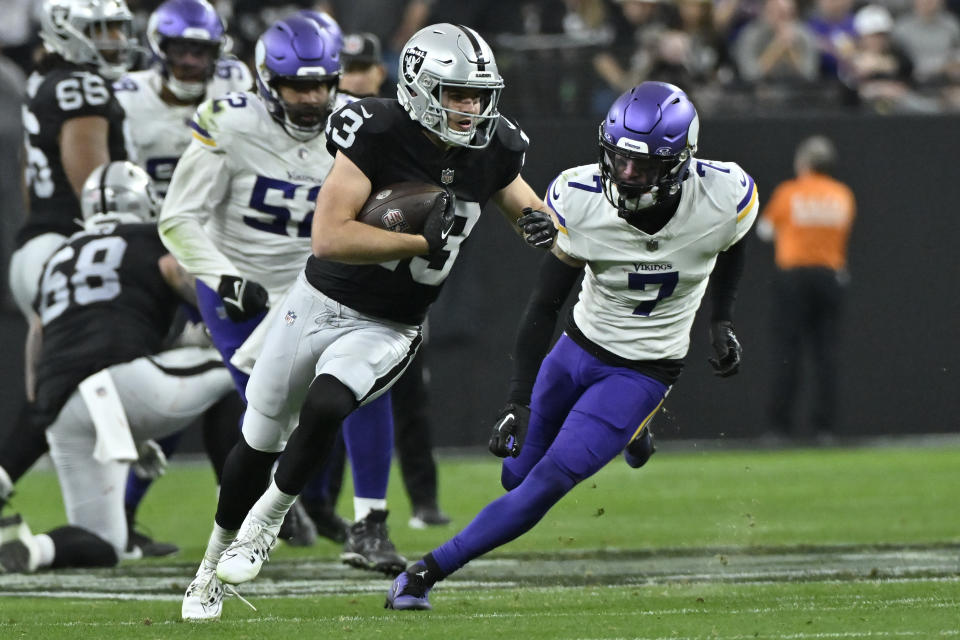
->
[385, 568, 433, 610]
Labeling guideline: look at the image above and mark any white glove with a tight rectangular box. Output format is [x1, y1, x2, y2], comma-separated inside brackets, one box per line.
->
[132, 440, 168, 480]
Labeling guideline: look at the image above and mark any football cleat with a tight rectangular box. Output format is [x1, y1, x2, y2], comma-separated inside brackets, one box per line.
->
[182, 564, 224, 621]
[408, 505, 451, 529]
[216, 514, 279, 585]
[0, 514, 40, 573]
[623, 424, 656, 469]
[277, 499, 317, 547]
[341, 510, 406, 576]
[302, 501, 350, 543]
[127, 526, 180, 558]
[385, 566, 433, 610]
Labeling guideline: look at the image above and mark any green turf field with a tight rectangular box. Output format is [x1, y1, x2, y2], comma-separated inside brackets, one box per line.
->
[1, 442, 959, 639]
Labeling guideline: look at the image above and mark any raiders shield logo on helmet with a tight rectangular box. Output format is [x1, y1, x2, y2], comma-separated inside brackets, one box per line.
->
[402, 47, 426, 84]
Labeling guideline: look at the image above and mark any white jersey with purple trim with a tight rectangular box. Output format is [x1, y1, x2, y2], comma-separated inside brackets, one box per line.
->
[159, 90, 332, 297]
[114, 60, 253, 196]
[548, 159, 758, 361]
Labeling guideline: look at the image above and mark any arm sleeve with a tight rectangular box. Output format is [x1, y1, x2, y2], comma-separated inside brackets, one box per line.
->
[709, 235, 747, 323]
[157, 140, 236, 289]
[506, 252, 583, 405]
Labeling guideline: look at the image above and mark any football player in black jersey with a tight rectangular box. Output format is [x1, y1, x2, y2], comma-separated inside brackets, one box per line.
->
[181, 23, 557, 621]
[0, 0, 135, 519]
[0, 161, 234, 573]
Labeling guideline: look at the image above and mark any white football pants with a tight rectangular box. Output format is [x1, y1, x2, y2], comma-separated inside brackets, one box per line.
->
[242, 272, 421, 453]
[45, 347, 233, 555]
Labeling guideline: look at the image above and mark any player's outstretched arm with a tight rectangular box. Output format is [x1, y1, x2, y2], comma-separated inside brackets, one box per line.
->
[706, 237, 746, 377]
[311, 152, 433, 264]
[158, 143, 239, 290]
[491, 175, 558, 249]
[489, 246, 584, 457]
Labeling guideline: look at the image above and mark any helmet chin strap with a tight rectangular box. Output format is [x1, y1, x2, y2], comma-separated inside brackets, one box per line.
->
[165, 76, 207, 101]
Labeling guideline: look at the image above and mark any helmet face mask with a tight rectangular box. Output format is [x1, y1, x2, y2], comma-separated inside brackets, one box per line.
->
[397, 24, 504, 149]
[598, 82, 699, 215]
[255, 16, 341, 142]
[40, 0, 136, 80]
[80, 161, 160, 229]
[146, 0, 226, 100]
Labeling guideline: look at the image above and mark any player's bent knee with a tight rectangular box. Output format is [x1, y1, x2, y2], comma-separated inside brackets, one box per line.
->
[501, 464, 524, 491]
[241, 404, 289, 453]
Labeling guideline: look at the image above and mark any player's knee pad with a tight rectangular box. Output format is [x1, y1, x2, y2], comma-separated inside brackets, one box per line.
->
[241, 403, 290, 453]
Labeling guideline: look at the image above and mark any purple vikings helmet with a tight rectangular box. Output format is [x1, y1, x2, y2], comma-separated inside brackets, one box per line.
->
[599, 82, 699, 213]
[297, 9, 344, 52]
[146, 0, 226, 100]
[255, 16, 341, 141]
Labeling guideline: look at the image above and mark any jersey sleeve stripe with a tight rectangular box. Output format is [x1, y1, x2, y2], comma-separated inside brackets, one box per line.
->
[737, 187, 758, 223]
[545, 177, 568, 234]
[736, 174, 756, 214]
[188, 120, 217, 147]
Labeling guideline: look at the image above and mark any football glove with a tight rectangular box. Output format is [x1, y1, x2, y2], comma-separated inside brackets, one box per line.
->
[488, 402, 531, 458]
[217, 275, 269, 322]
[708, 320, 742, 377]
[132, 440, 167, 480]
[422, 189, 456, 254]
[517, 207, 557, 248]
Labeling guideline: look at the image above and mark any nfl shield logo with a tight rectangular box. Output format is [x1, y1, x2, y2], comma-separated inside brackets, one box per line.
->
[646, 239, 659, 251]
[284, 310, 297, 326]
[381, 208, 408, 232]
[441, 168, 454, 185]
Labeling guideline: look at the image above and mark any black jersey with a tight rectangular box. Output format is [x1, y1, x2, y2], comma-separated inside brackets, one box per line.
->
[305, 98, 528, 325]
[32, 223, 178, 426]
[18, 61, 128, 247]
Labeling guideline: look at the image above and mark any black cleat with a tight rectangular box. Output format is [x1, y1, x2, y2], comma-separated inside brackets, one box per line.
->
[408, 505, 451, 529]
[623, 424, 656, 469]
[277, 499, 317, 547]
[302, 502, 350, 543]
[127, 528, 180, 558]
[341, 510, 406, 576]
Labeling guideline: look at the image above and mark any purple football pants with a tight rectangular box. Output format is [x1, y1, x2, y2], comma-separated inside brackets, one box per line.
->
[431, 333, 668, 575]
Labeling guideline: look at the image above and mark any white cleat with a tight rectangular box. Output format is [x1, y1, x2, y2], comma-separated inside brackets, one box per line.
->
[0, 514, 40, 574]
[216, 514, 279, 585]
[182, 565, 223, 621]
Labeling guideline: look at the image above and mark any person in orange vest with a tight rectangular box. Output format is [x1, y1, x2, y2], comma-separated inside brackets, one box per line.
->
[757, 135, 855, 440]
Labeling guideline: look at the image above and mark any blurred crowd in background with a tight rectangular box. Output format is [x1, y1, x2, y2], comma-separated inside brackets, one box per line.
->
[1, 0, 959, 118]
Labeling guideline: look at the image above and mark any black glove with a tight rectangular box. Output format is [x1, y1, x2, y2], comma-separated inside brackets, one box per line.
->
[421, 189, 456, 254]
[488, 402, 531, 458]
[517, 207, 557, 249]
[708, 320, 742, 377]
[217, 275, 269, 322]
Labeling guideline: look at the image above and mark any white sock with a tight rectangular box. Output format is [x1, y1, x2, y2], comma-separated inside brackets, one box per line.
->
[250, 479, 297, 529]
[0, 465, 12, 501]
[34, 533, 55, 569]
[354, 497, 387, 522]
[202, 524, 237, 570]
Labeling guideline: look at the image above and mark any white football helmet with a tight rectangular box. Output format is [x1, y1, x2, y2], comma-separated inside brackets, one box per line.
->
[80, 161, 160, 229]
[396, 24, 504, 149]
[39, 0, 136, 80]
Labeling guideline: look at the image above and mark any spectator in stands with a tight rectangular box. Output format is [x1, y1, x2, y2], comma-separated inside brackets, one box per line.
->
[806, 0, 858, 81]
[842, 4, 938, 112]
[892, 0, 960, 85]
[732, 0, 820, 84]
[593, 0, 669, 93]
[756, 135, 855, 441]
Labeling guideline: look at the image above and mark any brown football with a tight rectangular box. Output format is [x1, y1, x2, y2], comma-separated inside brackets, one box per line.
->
[356, 182, 447, 234]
